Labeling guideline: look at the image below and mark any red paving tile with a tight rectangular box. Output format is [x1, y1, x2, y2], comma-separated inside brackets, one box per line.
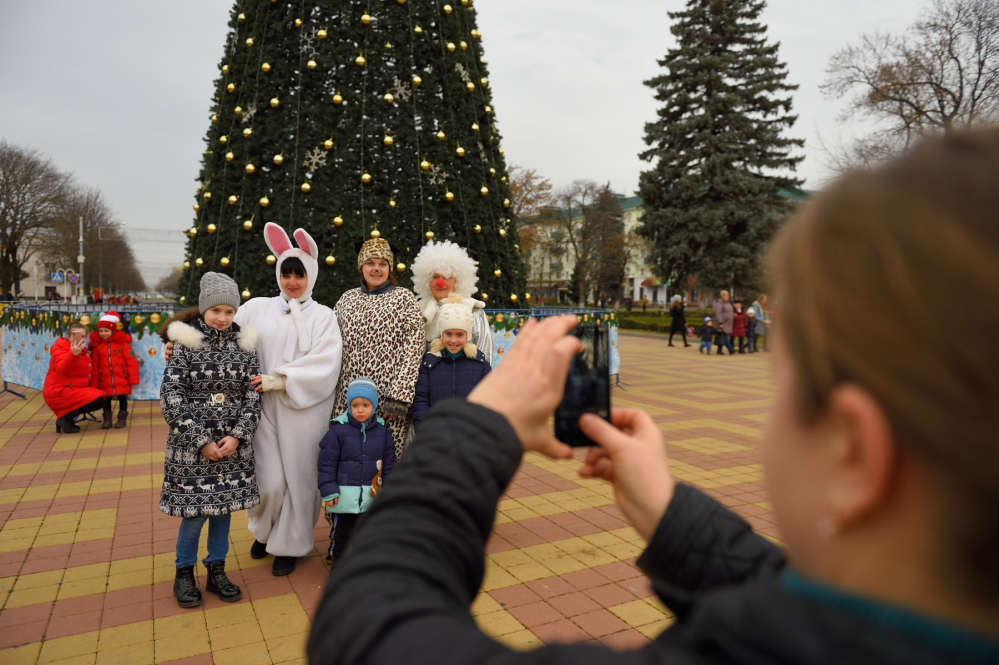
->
[45, 610, 101, 640]
[599, 629, 651, 650]
[530, 619, 591, 645]
[525, 576, 576, 600]
[507, 601, 564, 628]
[489, 584, 542, 609]
[546, 591, 602, 618]
[0, 619, 48, 650]
[572, 609, 630, 638]
[561, 569, 610, 591]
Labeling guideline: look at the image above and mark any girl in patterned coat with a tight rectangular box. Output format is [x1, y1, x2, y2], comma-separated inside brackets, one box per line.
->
[160, 272, 262, 609]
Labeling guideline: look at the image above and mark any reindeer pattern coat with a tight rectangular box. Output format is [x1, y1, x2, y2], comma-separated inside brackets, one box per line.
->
[159, 318, 262, 517]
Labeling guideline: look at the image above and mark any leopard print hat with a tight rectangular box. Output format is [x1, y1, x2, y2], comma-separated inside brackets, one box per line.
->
[357, 238, 394, 269]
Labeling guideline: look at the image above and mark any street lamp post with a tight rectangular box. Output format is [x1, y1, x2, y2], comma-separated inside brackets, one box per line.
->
[78, 216, 86, 303]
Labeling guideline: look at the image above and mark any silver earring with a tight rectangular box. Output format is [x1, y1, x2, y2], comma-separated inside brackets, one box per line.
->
[817, 516, 840, 539]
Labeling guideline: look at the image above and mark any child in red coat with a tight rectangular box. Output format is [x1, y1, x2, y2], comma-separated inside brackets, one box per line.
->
[89, 312, 141, 429]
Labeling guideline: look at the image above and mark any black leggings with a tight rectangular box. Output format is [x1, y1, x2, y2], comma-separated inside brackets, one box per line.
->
[64, 397, 106, 422]
[104, 396, 129, 412]
[669, 328, 689, 346]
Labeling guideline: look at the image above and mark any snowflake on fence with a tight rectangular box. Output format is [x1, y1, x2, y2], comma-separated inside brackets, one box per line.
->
[391, 77, 412, 102]
[304, 147, 327, 173]
[241, 106, 256, 124]
[456, 64, 473, 84]
[300, 31, 318, 58]
[427, 164, 449, 185]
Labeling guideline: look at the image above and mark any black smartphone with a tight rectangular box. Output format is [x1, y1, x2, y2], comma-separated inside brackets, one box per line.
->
[554, 323, 611, 447]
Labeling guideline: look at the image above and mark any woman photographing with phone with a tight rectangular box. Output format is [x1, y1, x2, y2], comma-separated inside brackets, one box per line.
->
[309, 130, 999, 663]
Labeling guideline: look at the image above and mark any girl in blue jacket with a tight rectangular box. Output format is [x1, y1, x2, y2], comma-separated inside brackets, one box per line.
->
[318, 377, 396, 566]
[412, 295, 492, 427]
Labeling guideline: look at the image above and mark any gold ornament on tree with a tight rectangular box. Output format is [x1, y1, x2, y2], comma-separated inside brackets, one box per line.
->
[211, 114, 218, 123]
[383, 135, 394, 146]
[266, 254, 277, 265]
[228, 195, 238, 205]
[195, 257, 204, 267]
[396, 262, 407, 273]
[436, 130, 446, 140]
[493, 268, 502, 278]
[466, 82, 475, 92]
[219, 135, 228, 144]
[245, 163, 256, 174]
[243, 127, 253, 138]
[227, 83, 236, 93]
[383, 92, 395, 104]
[262, 62, 272, 73]
[510, 294, 519, 303]
[325, 255, 336, 266]
[425, 231, 435, 240]
[445, 190, 455, 202]
[318, 29, 328, 40]
[241, 288, 251, 300]
[245, 37, 254, 47]
[270, 97, 280, 108]
[260, 196, 270, 207]
[456, 145, 466, 157]
[207, 223, 218, 234]
[420, 160, 431, 171]
[273, 154, 285, 165]
[480, 186, 489, 196]
[188, 227, 198, 237]
[220, 257, 230, 268]
[334, 215, 344, 227]
[481, 78, 489, 87]
[301, 182, 312, 193]
[444, 4, 453, 14]
[193, 203, 200, 212]
[389, 200, 397, 208]
[485, 105, 493, 114]
[474, 225, 482, 234]
[499, 228, 508, 237]
[447, 42, 456, 52]
[361, 13, 372, 25]
[471, 122, 480, 131]
[361, 173, 372, 184]
[183, 261, 191, 271]
[243, 218, 254, 231]
[324, 138, 334, 150]
[333, 93, 343, 104]
[414, 25, 423, 34]
[203, 192, 212, 201]
[371, 228, 382, 238]
[460, 41, 468, 51]
[307, 59, 317, 70]
[238, 13, 246, 22]
[356, 54, 366, 67]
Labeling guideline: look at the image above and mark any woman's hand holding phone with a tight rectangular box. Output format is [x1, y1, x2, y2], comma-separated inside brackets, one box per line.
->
[579, 409, 674, 543]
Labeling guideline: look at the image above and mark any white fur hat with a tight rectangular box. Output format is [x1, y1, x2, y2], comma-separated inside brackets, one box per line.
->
[264, 222, 319, 303]
[436, 294, 474, 336]
[411, 240, 479, 302]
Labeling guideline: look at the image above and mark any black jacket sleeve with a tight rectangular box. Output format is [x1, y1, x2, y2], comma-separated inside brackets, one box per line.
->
[307, 399, 659, 665]
[637, 484, 786, 618]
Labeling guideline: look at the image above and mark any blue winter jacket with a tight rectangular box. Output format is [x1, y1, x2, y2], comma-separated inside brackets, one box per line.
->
[317, 413, 397, 515]
[411, 347, 491, 427]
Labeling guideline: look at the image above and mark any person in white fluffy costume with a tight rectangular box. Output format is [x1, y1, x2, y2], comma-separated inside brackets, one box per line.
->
[237, 223, 343, 576]
[410, 240, 493, 362]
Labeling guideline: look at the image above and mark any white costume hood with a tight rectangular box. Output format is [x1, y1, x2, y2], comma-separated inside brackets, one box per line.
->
[264, 222, 320, 359]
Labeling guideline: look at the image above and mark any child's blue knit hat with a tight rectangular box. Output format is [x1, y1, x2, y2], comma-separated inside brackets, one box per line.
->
[346, 377, 379, 416]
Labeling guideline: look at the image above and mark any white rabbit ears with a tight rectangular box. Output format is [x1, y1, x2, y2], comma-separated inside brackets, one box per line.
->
[264, 222, 319, 260]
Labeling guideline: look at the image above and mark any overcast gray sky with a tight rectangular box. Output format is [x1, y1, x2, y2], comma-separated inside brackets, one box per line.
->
[0, 1, 923, 287]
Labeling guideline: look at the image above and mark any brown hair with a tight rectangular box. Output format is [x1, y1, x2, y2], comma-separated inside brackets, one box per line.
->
[358, 268, 398, 289]
[770, 128, 999, 602]
[159, 306, 202, 343]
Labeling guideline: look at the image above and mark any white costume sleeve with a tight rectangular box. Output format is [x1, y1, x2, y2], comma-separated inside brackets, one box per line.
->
[471, 307, 493, 364]
[272, 308, 343, 411]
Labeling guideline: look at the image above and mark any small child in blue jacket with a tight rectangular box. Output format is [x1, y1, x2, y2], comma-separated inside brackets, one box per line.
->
[699, 317, 715, 354]
[412, 295, 492, 427]
[318, 377, 396, 567]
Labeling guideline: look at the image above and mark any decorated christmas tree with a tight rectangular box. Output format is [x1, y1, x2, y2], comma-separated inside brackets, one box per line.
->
[178, 0, 526, 307]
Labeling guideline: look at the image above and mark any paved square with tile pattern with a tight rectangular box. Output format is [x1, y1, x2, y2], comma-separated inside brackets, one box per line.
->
[0, 332, 778, 663]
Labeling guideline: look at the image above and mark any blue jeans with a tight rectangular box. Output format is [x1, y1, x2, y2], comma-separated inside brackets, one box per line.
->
[176, 514, 230, 568]
[699, 341, 712, 353]
[716, 332, 734, 354]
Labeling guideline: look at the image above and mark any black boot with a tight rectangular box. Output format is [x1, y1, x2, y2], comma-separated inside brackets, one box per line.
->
[173, 566, 202, 608]
[114, 410, 128, 429]
[250, 540, 268, 559]
[205, 561, 242, 602]
[272, 556, 297, 576]
[55, 417, 80, 434]
[101, 409, 113, 429]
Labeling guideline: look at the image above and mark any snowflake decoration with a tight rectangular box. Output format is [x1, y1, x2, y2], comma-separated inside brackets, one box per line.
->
[427, 164, 449, 185]
[391, 77, 412, 102]
[300, 31, 318, 58]
[455, 63, 472, 84]
[303, 147, 327, 173]
[241, 106, 256, 124]
[478, 142, 488, 163]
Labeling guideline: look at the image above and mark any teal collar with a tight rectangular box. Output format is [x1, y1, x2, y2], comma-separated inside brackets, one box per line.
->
[446, 349, 463, 360]
[782, 570, 999, 662]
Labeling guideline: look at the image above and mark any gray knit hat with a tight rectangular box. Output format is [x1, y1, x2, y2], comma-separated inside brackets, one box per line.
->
[199, 272, 241, 314]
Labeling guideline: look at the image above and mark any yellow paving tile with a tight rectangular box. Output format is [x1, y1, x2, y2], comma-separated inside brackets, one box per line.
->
[5, 583, 60, 608]
[481, 567, 519, 591]
[0, 642, 42, 665]
[106, 568, 152, 592]
[212, 641, 272, 665]
[205, 602, 258, 629]
[96, 641, 154, 665]
[209, 619, 265, 651]
[37, 631, 100, 664]
[506, 562, 554, 583]
[475, 610, 525, 638]
[488, 549, 534, 569]
[11, 569, 64, 591]
[265, 633, 309, 664]
[252, 594, 306, 619]
[99, 621, 154, 648]
[609, 600, 668, 627]
[637, 617, 675, 639]
[259, 611, 311, 641]
[495, 629, 542, 651]
[471, 592, 503, 615]
[58, 576, 109, 601]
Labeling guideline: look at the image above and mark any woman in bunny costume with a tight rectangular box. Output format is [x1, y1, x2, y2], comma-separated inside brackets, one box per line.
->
[410, 240, 493, 362]
[237, 223, 343, 576]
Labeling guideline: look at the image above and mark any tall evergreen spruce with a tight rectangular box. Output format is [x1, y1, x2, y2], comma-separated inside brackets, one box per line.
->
[638, 0, 803, 294]
[178, 1, 525, 307]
